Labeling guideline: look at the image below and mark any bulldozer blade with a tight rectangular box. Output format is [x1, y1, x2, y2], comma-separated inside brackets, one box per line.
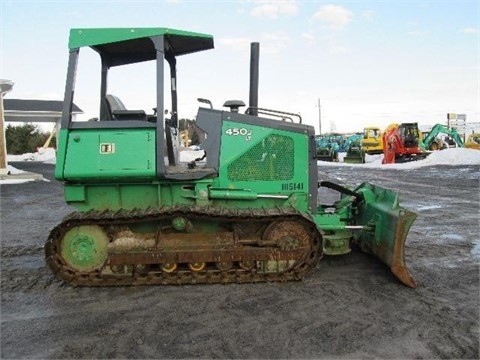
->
[317, 156, 336, 162]
[353, 183, 417, 288]
[344, 156, 364, 164]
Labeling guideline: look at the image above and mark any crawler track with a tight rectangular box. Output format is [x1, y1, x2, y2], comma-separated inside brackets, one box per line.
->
[45, 206, 322, 286]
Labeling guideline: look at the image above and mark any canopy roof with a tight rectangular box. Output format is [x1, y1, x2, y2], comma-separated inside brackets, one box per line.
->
[69, 27, 214, 66]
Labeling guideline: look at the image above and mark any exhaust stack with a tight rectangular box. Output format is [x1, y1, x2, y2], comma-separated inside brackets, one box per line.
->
[249, 42, 260, 116]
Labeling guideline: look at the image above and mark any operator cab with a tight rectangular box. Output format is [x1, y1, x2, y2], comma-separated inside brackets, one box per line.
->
[399, 123, 420, 148]
[59, 28, 216, 180]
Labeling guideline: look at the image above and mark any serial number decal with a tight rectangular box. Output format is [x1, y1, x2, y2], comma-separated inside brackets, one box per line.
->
[282, 182, 304, 191]
[225, 127, 252, 141]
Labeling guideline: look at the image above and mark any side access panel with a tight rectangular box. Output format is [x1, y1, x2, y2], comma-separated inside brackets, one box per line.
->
[60, 128, 156, 180]
[217, 121, 312, 211]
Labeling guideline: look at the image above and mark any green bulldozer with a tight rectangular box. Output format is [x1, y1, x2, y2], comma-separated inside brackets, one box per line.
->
[343, 133, 366, 164]
[46, 27, 417, 287]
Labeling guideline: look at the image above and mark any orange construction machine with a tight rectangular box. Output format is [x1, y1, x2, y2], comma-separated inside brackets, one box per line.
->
[382, 123, 427, 164]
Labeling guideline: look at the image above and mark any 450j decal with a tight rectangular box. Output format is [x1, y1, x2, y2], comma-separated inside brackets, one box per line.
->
[225, 127, 253, 141]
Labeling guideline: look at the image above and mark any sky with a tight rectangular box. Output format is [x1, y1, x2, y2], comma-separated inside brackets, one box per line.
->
[1, 0, 479, 134]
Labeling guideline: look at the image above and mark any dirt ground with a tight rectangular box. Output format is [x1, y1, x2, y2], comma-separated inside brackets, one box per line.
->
[1, 161, 479, 359]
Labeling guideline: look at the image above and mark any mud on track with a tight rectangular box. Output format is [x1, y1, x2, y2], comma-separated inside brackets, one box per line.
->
[1, 162, 479, 359]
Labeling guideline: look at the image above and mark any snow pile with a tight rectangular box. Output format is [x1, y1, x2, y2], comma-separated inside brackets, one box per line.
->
[7, 148, 56, 164]
[1, 148, 56, 184]
[413, 148, 480, 166]
[321, 148, 480, 169]
[179, 149, 205, 163]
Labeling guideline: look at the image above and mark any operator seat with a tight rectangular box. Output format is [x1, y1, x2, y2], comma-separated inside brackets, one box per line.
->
[106, 94, 147, 121]
[106, 94, 127, 112]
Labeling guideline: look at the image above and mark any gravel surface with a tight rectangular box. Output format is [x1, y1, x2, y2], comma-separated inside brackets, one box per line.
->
[1, 161, 479, 359]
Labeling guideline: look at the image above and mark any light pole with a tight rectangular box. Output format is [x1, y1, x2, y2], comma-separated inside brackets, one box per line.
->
[317, 98, 322, 135]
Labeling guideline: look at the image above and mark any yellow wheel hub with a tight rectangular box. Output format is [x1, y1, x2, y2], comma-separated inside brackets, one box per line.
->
[161, 263, 177, 273]
[188, 262, 206, 272]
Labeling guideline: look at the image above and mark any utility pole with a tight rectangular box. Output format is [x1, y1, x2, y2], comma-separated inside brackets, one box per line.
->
[317, 98, 322, 135]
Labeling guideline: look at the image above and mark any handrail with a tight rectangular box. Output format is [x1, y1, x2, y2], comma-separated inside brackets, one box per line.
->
[245, 107, 302, 124]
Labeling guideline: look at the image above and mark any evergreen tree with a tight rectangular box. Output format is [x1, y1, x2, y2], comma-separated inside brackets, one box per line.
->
[5, 123, 52, 154]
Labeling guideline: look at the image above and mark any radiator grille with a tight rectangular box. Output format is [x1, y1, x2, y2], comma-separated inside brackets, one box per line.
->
[227, 134, 294, 181]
